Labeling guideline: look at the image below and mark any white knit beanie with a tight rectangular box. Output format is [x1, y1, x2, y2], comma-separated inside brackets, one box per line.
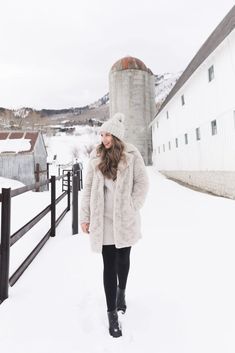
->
[99, 112, 125, 141]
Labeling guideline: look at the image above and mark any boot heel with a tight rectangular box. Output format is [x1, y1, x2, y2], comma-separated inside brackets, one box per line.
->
[107, 310, 122, 338]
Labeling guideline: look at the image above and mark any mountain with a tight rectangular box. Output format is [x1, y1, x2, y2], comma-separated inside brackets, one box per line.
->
[0, 72, 180, 130]
[154, 71, 182, 112]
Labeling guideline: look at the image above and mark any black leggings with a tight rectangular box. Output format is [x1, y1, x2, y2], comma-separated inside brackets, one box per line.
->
[102, 245, 131, 312]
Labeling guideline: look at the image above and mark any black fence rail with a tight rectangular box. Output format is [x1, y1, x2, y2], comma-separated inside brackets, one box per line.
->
[0, 172, 71, 304]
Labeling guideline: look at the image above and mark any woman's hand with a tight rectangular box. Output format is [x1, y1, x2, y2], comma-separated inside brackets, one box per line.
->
[81, 222, 90, 234]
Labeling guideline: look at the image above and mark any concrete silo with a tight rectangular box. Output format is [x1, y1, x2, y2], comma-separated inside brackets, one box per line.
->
[109, 56, 156, 165]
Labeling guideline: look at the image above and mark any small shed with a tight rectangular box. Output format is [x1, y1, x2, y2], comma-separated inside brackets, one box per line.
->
[0, 131, 47, 190]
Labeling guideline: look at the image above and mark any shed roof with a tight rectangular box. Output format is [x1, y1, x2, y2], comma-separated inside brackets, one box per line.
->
[154, 5, 235, 119]
[0, 131, 41, 154]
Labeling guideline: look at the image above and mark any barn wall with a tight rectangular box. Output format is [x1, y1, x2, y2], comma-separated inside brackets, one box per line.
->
[0, 133, 48, 191]
[34, 133, 48, 189]
[151, 28, 235, 199]
[0, 154, 35, 186]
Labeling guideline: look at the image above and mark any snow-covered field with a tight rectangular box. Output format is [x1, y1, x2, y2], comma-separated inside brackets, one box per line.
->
[0, 131, 235, 352]
[45, 125, 100, 165]
[0, 172, 235, 352]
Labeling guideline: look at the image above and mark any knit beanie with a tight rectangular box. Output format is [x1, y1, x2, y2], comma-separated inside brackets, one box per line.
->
[99, 112, 125, 141]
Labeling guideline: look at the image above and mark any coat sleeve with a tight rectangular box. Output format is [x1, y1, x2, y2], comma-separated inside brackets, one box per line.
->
[131, 151, 149, 211]
[79, 160, 94, 223]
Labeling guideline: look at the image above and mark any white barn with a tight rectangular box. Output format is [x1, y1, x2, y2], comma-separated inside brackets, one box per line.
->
[0, 131, 47, 189]
[151, 6, 235, 199]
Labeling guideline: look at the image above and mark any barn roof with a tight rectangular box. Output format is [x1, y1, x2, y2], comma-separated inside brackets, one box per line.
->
[154, 5, 235, 120]
[0, 131, 42, 154]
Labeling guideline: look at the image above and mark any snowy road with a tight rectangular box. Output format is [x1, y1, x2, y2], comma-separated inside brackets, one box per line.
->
[0, 168, 235, 353]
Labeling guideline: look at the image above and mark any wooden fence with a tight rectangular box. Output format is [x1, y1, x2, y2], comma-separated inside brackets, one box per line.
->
[0, 173, 71, 304]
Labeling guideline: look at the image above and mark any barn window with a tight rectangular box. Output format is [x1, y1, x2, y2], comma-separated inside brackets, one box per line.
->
[184, 133, 188, 144]
[196, 127, 201, 141]
[158, 146, 160, 154]
[163, 144, 165, 152]
[166, 111, 169, 119]
[181, 95, 185, 106]
[157, 121, 159, 128]
[175, 138, 178, 148]
[211, 120, 217, 135]
[208, 65, 214, 82]
[168, 141, 171, 150]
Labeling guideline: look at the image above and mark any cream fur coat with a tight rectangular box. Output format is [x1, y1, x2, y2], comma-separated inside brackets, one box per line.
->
[79, 143, 149, 253]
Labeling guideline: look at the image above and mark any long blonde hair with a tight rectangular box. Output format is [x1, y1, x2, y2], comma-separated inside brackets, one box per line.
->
[97, 136, 125, 180]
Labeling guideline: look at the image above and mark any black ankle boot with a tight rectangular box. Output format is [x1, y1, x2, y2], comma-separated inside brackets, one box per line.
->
[116, 286, 127, 313]
[107, 309, 122, 338]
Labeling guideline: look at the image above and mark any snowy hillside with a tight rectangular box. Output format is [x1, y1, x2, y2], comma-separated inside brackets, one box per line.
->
[13, 107, 33, 119]
[88, 93, 109, 109]
[154, 71, 182, 108]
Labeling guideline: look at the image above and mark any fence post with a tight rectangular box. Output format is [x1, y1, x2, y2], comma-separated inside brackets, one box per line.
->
[35, 163, 40, 192]
[67, 172, 71, 211]
[72, 175, 79, 235]
[79, 169, 83, 190]
[51, 176, 56, 237]
[0, 188, 11, 303]
[46, 163, 50, 191]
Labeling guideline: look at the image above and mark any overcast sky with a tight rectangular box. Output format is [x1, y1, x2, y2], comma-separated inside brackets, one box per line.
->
[0, 0, 234, 110]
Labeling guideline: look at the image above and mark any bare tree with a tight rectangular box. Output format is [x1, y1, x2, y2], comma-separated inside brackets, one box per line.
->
[72, 146, 80, 160]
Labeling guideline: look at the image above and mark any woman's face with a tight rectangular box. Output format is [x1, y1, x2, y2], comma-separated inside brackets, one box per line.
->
[101, 132, 113, 149]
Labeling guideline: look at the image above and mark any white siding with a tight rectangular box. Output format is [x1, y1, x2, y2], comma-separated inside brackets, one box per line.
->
[152, 29, 235, 172]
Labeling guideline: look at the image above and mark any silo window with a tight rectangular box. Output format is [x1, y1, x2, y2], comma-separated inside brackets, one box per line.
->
[211, 120, 217, 135]
[175, 138, 178, 148]
[208, 65, 214, 82]
[196, 127, 201, 141]
[181, 95, 185, 106]
[158, 146, 160, 154]
[163, 144, 165, 152]
[166, 111, 169, 119]
[184, 133, 188, 144]
[168, 141, 171, 150]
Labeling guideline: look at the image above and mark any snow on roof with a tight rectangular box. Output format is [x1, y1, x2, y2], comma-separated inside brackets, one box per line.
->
[0, 138, 31, 153]
[0, 131, 39, 154]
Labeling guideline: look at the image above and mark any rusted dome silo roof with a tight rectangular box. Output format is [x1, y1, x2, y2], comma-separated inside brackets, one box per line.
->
[111, 56, 152, 74]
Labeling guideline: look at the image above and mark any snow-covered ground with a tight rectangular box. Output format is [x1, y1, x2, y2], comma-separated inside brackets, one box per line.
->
[0, 166, 235, 353]
[45, 126, 100, 165]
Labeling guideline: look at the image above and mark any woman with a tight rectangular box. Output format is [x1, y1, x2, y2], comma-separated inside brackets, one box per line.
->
[80, 112, 148, 338]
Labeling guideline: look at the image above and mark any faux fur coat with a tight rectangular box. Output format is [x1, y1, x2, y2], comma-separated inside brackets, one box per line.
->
[79, 143, 149, 253]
